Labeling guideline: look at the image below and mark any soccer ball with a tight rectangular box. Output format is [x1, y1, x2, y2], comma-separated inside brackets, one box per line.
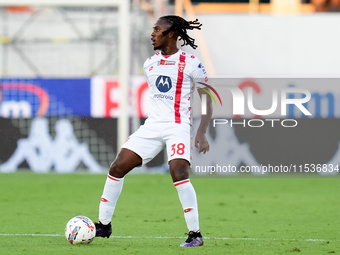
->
[65, 216, 96, 244]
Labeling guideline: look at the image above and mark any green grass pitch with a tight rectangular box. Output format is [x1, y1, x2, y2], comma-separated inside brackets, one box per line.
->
[0, 172, 339, 255]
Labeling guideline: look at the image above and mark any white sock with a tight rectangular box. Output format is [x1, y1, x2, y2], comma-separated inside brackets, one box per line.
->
[174, 179, 199, 232]
[99, 174, 124, 225]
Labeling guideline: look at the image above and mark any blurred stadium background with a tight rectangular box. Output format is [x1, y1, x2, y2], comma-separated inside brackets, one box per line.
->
[0, 0, 340, 175]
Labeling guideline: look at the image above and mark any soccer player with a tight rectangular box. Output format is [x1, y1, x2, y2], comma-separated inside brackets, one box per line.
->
[95, 15, 213, 247]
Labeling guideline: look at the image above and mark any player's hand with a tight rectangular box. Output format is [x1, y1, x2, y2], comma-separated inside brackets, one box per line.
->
[195, 131, 209, 154]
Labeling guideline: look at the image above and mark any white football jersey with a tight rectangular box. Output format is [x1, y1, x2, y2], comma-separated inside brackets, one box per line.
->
[143, 49, 207, 125]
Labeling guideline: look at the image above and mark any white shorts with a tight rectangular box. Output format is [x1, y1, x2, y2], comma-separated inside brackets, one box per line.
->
[122, 122, 192, 166]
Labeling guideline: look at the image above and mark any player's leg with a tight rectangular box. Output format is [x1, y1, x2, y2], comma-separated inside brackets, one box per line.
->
[96, 148, 142, 238]
[97, 123, 164, 238]
[165, 123, 203, 247]
[169, 159, 203, 247]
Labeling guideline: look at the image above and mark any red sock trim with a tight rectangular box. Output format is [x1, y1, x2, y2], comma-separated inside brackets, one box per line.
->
[107, 174, 120, 181]
[174, 179, 190, 186]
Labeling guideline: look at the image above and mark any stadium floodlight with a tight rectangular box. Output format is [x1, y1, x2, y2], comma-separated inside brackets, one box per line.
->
[0, 0, 130, 150]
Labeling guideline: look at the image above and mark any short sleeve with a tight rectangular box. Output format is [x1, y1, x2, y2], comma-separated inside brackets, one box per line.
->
[190, 59, 208, 86]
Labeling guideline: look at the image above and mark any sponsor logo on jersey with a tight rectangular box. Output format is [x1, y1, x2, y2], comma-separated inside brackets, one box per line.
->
[153, 93, 173, 100]
[179, 62, 186, 72]
[156, 75, 172, 92]
[149, 66, 153, 71]
[198, 63, 207, 75]
[158, 59, 176, 66]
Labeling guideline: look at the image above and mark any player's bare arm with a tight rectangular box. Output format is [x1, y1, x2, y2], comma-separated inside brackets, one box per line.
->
[195, 89, 213, 154]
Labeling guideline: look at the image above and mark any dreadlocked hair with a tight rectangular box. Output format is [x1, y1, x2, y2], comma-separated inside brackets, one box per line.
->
[160, 15, 202, 50]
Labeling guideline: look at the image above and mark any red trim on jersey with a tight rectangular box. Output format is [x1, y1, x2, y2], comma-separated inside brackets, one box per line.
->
[174, 179, 190, 186]
[174, 54, 186, 123]
[108, 175, 119, 181]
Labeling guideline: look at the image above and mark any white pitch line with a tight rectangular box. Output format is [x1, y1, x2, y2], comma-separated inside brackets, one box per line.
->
[112, 236, 329, 242]
[0, 233, 61, 237]
[0, 233, 332, 242]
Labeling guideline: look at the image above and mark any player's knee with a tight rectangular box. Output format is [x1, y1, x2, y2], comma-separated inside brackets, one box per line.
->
[109, 161, 127, 178]
[169, 159, 190, 182]
[171, 167, 189, 182]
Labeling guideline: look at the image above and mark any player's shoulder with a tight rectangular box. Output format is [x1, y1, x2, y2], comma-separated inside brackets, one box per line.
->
[180, 50, 202, 70]
[143, 52, 162, 69]
[145, 52, 161, 62]
[180, 50, 200, 62]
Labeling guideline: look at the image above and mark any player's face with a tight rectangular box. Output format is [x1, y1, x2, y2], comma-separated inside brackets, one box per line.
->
[151, 19, 170, 51]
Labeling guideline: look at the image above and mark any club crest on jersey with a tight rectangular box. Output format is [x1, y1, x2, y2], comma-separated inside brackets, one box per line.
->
[179, 62, 186, 72]
[158, 59, 176, 66]
[156, 75, 172, 93]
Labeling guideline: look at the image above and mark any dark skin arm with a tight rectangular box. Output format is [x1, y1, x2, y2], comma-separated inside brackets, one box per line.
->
[195, 89, 213, 154]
